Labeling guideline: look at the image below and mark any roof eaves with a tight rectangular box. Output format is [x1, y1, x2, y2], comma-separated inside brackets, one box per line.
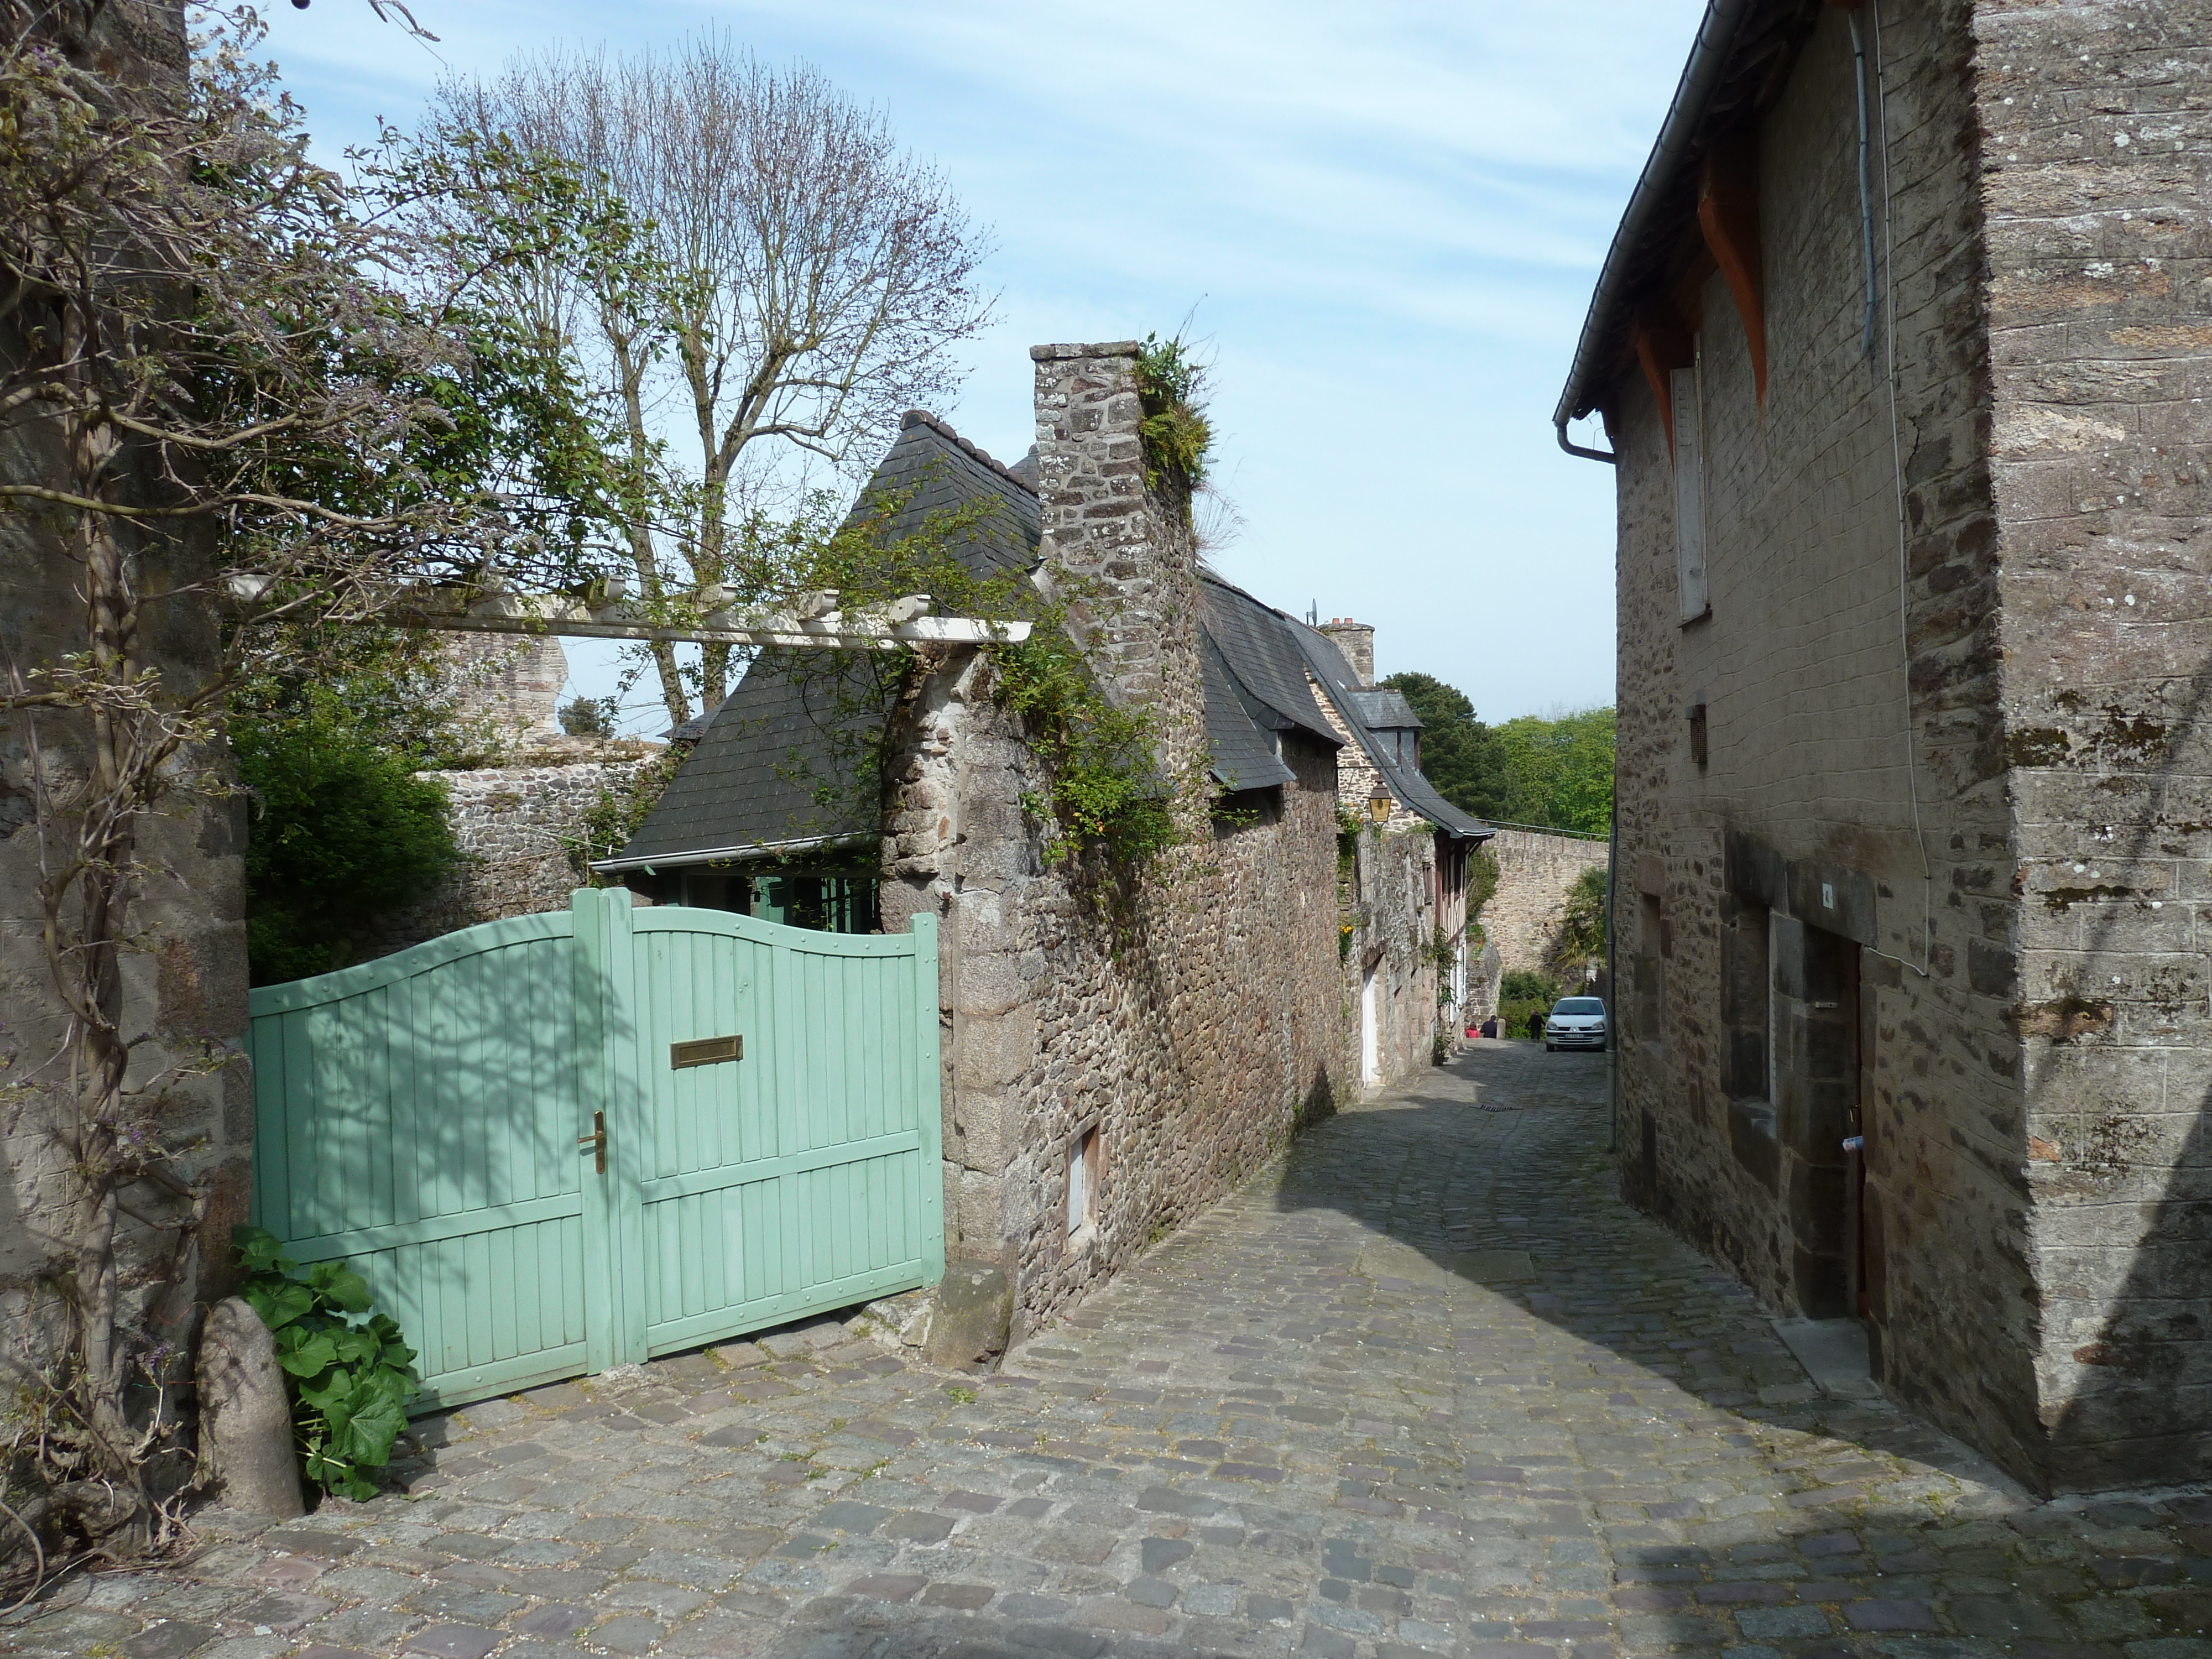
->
[592, 831, 875, 875]
[1553, 0, 1822, 435]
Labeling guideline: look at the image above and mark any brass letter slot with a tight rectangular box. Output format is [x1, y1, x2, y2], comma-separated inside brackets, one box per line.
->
[671, 1034, 743, 1069]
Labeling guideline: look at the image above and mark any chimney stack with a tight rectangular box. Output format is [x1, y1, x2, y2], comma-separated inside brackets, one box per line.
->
[1030, 341, 1201, 724]
[1319, 618, 1375, 687]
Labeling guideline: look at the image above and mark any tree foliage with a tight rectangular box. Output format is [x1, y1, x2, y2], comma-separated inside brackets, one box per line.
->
[232, 697, 458, 984]
[1379, 671, 1507, 820]
[1554, 864, 1609, 972]
[1378, 672, 1614, 836]
[1491, 707, 1615, 836]
[427, 41, 995, 726]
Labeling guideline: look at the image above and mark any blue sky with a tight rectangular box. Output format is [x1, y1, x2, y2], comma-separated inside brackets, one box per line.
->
[266, 0, 1705, 731]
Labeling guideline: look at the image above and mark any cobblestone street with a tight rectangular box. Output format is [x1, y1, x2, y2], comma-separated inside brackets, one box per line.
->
[17, 1042, 2212, 1659]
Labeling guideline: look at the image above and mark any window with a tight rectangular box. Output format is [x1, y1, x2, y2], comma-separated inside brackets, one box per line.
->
[747, 870, 880, 933]
[1066, 1127, 1101, 1245]
[1671, 354, 1709, 623]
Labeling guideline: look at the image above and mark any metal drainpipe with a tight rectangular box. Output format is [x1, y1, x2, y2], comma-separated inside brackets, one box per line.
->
[1849, 8, 1879, 357]
[1606, 808, 1620, 1154]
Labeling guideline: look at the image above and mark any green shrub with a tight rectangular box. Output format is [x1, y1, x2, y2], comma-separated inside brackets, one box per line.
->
[1134, 332, 1211, 494]
[234, 704, 457, 983]
[233, 1226, 421, 1501]
[1498, 969, 1562, 1041]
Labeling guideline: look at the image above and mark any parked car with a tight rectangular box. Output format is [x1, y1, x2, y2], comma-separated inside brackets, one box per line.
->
[1545, 996, 1607, 1052]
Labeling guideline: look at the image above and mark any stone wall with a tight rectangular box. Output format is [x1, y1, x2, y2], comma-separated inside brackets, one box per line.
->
[442, 634, 569, 750]
[1484, 828, 1611, 979]
[1344, 821, 1451, 1086]
[1978, 0, 2212, 1490]
[372, 743, 660, 953]
[0, 2, 251, 1364]
[880, 342, 1350, 1343]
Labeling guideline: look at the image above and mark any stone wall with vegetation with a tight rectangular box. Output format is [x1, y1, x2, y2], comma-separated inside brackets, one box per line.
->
[1484, 828, 1610, 978]
[1342, 821, 1448, 1087]
[372, 743, 660, 953]
[879, 342, 1350, 1347]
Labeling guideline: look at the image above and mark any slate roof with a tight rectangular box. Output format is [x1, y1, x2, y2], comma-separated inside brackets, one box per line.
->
[1348, 689, 1423, 732]
[602, 414, 1040, 873]
[1199, 634, 1296, 791]
[858, 410, 1041, 580]
[1291, 622, 1493, 844]
[1199, 576, 1342, 747]
[602, 420, 1353, 870]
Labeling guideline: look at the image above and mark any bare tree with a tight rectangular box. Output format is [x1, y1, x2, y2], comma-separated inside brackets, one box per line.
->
[0, 0, 591, 1573]
[433, 40, 995, 727]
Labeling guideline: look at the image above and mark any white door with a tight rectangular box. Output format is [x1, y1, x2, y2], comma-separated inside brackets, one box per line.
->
[1360, 964, 1381, 1087]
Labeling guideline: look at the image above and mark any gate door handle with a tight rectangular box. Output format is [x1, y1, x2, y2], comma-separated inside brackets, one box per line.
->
[578, 1110, 607, 1173]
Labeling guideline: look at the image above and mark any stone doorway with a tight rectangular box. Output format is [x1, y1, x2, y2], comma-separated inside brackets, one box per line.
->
[1360, 962, 1382, 1087]
[1779, 919, 1862, 1319]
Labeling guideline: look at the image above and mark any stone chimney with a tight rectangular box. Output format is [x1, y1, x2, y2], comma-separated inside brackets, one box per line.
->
[1030, 341, 1201, 724]
[1319, 618, 1375, 687]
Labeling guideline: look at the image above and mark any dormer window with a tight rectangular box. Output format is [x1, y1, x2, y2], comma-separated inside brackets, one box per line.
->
[1346, 689, 1425, 774]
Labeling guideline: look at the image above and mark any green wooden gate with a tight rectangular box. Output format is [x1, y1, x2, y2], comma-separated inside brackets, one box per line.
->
[247, 888, 942, 1410]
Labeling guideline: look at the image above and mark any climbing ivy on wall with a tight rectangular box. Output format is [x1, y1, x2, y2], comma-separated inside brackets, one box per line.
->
[724, 328, 1217, 883]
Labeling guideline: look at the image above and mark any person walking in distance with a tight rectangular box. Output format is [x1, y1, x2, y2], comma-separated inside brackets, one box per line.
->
[1526, 1008, 1545, 1042]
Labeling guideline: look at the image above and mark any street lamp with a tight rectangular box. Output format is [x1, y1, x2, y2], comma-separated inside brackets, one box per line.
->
[1367, 785, 1392, 825]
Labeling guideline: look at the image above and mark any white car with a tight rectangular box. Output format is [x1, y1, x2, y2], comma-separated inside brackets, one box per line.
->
[1545, 997, 1608, 1052]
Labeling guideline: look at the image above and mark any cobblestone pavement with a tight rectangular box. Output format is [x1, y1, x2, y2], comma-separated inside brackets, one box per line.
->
[16, 1042, 2212, 1659]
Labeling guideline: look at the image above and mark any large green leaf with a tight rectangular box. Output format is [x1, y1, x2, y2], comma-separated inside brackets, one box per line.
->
[337, 1392, 408, 1467]
[242, 1279, 314, 1332]
[276, 1330, 337, 1378]
[231, 1224, 298, 1277]
[305, 1260, 374, 1313]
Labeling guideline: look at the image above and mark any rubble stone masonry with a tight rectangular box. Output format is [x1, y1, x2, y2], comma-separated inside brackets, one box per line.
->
[1606, 0, 2212, 1492]
[372, 744, 660, 953]
[1484, 828, 1611, 979]
[1980, 0, 2212, 1489]
[879, 343, 1349, 1343]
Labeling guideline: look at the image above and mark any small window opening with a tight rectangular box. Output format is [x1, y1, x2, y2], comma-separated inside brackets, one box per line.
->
[1067, 1126, 1101, 1245]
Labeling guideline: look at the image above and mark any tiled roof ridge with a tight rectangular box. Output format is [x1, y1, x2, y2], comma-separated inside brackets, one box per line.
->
[899, 409, 1037, 497]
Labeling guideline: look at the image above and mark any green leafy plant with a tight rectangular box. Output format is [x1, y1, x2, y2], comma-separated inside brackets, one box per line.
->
[233, 1227, 421, 1502]
[233, 698, 459, 984]
[995, 632, 1178, 870]
[1498, 968, 1563, 1041]
[1554, 864, 1610, 971]
[1134, 332, 1212, 495]
[566, 741, 687, 885]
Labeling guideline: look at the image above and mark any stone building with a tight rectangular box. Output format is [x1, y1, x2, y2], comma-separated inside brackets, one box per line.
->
[603, 347, 1355, 1348]
[1295, 618, 1492, 1086]
[1556, 0, 2212, 1491]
